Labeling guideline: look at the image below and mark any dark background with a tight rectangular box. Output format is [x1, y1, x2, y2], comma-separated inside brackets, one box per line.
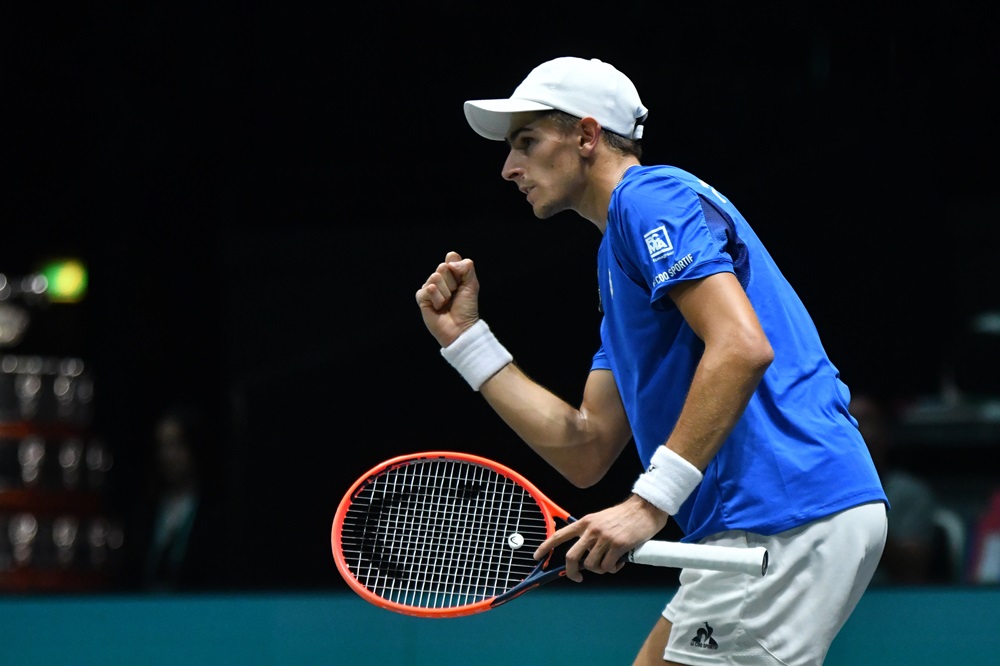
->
[4, 2, 999, 590]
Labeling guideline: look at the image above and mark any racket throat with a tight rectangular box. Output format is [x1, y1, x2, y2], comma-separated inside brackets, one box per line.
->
[490, 536, 574, 610]
[490, 561, 567, 609]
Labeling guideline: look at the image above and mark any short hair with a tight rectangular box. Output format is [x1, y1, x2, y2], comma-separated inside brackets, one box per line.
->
[543, 110, 643, 159]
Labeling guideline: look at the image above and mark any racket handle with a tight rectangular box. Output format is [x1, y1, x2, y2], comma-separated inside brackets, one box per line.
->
[629, 541, 769, 577]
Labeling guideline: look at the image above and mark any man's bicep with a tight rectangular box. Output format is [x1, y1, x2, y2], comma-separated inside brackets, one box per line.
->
[580, 368, 632, 455]
[668, 272, 765, 345]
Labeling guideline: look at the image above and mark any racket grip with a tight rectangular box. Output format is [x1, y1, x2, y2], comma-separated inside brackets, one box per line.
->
[629, 541, 769, 577]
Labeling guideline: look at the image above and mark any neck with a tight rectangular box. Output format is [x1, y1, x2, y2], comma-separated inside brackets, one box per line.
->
[583, 158, 640, 233]
[615, 164, 635, 186]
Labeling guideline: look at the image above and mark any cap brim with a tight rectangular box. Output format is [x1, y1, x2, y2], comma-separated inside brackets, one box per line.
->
[463, 98, 555, 141]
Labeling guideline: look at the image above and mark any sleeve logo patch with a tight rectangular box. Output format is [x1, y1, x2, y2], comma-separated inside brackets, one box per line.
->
[644, 226, 674, 261]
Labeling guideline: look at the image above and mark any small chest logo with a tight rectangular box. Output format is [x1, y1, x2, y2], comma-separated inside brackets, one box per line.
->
[644, 226, 674, 261]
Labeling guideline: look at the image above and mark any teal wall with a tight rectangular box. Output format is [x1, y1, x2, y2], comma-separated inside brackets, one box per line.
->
[1, 588, 997, 665]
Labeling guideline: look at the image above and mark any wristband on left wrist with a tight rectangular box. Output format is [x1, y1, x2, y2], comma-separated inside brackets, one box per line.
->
[631, 446, 703, 515]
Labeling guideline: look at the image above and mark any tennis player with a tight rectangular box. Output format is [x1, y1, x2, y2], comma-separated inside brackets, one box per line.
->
[415, 56, 888, 665]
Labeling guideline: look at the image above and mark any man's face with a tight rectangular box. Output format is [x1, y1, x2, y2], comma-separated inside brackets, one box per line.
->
[500, 113, 585, 219]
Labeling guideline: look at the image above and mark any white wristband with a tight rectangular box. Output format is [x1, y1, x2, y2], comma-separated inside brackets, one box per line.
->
[632, 447, 703, 515]
[440, 319, 513, 391]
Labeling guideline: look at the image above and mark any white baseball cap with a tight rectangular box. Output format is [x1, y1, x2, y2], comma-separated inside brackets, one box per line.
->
[464, 57, 649, 141]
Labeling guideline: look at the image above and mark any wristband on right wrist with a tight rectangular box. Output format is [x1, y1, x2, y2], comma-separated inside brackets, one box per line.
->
[439, 319, 513, 391]
[631, 446, 703, 515]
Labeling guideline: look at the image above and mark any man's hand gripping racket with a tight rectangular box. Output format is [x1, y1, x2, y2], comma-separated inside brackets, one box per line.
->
[331, 452, 768, 618]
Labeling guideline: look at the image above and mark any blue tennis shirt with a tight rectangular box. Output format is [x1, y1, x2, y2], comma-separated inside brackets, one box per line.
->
[594, 165, 887, 543]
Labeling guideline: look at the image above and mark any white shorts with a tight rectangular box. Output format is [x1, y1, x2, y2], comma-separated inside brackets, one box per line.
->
[662, 501, 887, 665]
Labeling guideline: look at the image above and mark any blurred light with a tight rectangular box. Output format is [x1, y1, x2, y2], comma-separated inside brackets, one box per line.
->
[0, 302, 30, 346]
[972, 311, 1000, 335]
[38, 258, 88, 303]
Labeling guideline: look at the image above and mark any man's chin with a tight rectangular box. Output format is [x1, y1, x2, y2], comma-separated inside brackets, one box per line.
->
[530, 201, 560, 220]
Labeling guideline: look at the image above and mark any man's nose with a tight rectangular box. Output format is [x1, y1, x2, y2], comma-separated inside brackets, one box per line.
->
[501, 153, 520, 181]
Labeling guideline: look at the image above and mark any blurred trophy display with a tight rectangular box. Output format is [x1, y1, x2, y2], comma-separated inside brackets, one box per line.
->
[0, 260, 122, 592]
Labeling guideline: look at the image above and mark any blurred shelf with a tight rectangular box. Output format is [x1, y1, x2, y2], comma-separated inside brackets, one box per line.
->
[0, 568, 110, 593]
[0, 489, 103, 514]
[0, 421, 88, 439]
[896, 397, 1000, 447]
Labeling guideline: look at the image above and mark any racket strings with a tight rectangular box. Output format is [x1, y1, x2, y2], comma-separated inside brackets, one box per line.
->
[339, 459, 549, 609]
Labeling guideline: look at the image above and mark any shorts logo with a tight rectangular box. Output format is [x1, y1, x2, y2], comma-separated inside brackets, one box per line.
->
[643, 226, 674, 261]
[690, 622, 718, 650]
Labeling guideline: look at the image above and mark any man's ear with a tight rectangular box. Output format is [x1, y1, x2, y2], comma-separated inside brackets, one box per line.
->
[578, 116, 602, 154]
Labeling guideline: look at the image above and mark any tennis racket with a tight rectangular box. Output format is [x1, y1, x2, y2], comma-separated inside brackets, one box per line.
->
[331, 451, 768, 618]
